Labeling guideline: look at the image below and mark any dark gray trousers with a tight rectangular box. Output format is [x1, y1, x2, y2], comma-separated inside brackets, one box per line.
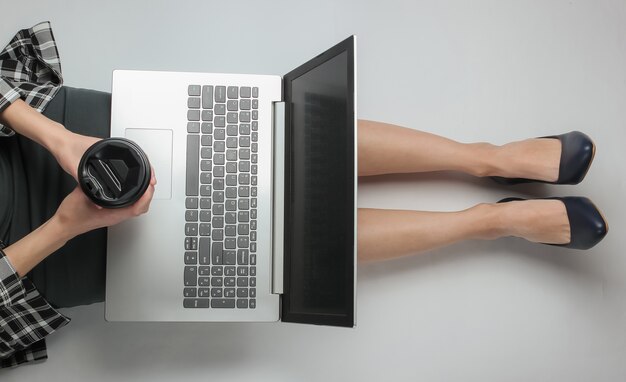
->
[0, 86, 111, 308]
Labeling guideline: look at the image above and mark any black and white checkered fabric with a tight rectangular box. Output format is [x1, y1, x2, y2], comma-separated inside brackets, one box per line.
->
[0, 21, 63, 136]
[0, 22, 69, 369]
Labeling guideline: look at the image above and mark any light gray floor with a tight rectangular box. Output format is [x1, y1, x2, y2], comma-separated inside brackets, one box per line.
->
[2, 0, 625, 381]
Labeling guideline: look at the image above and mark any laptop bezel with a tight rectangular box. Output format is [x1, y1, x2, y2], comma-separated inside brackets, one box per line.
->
[280, 36, 357, 327]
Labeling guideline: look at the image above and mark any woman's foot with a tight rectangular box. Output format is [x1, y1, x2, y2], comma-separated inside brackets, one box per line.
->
[491, 138, 562, 182]
[496, 199, 571, 245]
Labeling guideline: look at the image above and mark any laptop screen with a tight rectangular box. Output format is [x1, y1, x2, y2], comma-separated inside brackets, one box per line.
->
[282, 36, 356, 327]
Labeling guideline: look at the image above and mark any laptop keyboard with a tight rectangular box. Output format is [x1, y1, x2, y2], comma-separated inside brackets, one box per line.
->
[183, 84, 259, 309]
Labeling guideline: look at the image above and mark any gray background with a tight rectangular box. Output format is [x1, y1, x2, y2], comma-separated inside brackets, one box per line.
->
[1, 0, 625, 381]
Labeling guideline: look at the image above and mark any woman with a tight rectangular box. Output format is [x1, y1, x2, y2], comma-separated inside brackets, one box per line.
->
[0, 22, 608, 368]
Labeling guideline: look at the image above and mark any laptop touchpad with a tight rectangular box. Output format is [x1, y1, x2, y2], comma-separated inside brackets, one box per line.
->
[124, 128, 172, 200]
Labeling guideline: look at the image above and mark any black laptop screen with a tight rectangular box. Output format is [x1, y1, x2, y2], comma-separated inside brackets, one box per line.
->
[282, 37, 355, 327]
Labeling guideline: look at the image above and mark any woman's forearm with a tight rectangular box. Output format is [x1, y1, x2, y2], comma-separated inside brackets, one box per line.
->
[0, 99, 70, 154]
[3, 215, 73, 277]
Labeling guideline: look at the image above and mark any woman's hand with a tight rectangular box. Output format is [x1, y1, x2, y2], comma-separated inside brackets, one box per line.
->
[54, 130, 101, 181]
[54, 169, 157, 239]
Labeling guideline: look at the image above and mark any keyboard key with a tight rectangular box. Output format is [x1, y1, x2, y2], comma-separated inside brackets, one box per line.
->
[202, 85, 213, 109]
[211, 278, 223, 287]
[213, 178, 224, 190]
[185, 197, 198, 210]
[184, 298, 209, 308]
[212, 229, 223, 241]
[214, 116, 225, 127]
[238, 199, 249, 210]
[184, 266, 197, 286]
[201, 147, 212, 159]
[252, 99, 258, 109]
[214, 128, 225, 140]
[213, 191, 224, 202]
[199, 223, 211, 236]
[211, 287, 223, 297]
[250, 267, 256, 276]
[238, 224, 249, 235]
[252, 87, 258, 97]
[250, 299, 256, 309]
[225, 212, 237, 224]
[250, 278, 256, 287]
[238, 211, 249, 222]
[201, 160, 212, 171]
[239, 136, 250, 147]
[212, 242, 223, 264]
[215, 103, 225, 115]
[213, 204, 224, 215]
[237, 289, 249, 298]
[226, 175, 237, 186]
[240, 111, 251, 122]
[239, 149, 250, 160]
[227, 124, 238, 136]
[224, 250, 236, 264]
[201, 122, 213, 134]
[185, 223, 198, 236]
[212, 216, 224, 228]
[239, 161, 250, 172]
[251, 143, 258, 153]
[198, 276, 210, 286]
[237, 250, 249, 265]
[200, 197, 211, 209]
[227, 100, 238, 111]
[200, 185, 211, 196]
[226, 138, 237, 149]
[200, 210, 211, 222]
[226, 187, 237, 198]
[199, 288, 210, 297]
[214, 153, 225, 165]
[202, 110, 213, 121]
[240, 86, 251, 98]
[226, 200, 237, 211]
[214, 141, 225, 152]
[227, 86, 238, 99]
[187, 122, 200, 133]
[225, 225, 236, 237]
[225, 277, 235, 286]
[214, 166, 225, 177]
[227, 112, 238, 124]
[185, 210, 198, 221]
[185, 237, 198, 250]
[224, 288, 235, 297]
[211, 266, 224, 276]
[199, 265, 210, 275]
[238, 186, 249, 197]
[211, 299, 235, 308]
[225, 267, 236, 276]
[187, 110, 200, 121]
[215, 86, 226, 103]
[188, 85, 201, 96]
[250, 254, 256, 265]
[184, 251, 197, 264]
[237, 277, 248, 287]
[226, 163, 237, 173]
[237, 236, 250, 248]
[240, 99, 251, 110]
[252, 121, 258, 131]
[184, 288, 197, 297]
[224, 238, 237, 249]
[252, 110, 258, 120]
[226, 148, 237, 160]
[199, 237, 210, 264]
[240, 124, 250, 135]
[201, 135, 212, 146]
[186, 135, 200, 196]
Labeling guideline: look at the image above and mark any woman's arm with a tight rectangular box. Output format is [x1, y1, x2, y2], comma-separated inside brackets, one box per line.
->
[0, 99, 99, 179]
[4, 179, 155, 277]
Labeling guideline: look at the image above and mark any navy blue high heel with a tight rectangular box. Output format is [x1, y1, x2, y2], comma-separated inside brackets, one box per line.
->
[497, 197, 608, 250]
[491, 131, 595, 185]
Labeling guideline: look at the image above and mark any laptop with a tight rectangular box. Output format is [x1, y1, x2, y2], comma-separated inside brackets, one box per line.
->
[105, 36, 357, 327]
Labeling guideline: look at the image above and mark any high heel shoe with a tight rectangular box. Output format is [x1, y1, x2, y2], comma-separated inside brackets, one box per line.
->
[491, 131, 595, 185]
[497, 196, 608, 250]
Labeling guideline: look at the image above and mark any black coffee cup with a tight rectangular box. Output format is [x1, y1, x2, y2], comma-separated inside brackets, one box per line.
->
[78, 138, 151, 208]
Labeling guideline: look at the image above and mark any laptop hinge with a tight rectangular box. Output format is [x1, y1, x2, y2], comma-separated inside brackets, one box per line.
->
[271, 101, 285, 295]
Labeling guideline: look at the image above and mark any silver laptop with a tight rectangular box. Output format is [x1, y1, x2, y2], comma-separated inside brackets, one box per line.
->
[105, 37, 357, 327]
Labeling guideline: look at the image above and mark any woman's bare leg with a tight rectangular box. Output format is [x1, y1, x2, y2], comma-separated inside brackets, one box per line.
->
[358, 200, 571, 263]
[358, 119, 561, 181]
